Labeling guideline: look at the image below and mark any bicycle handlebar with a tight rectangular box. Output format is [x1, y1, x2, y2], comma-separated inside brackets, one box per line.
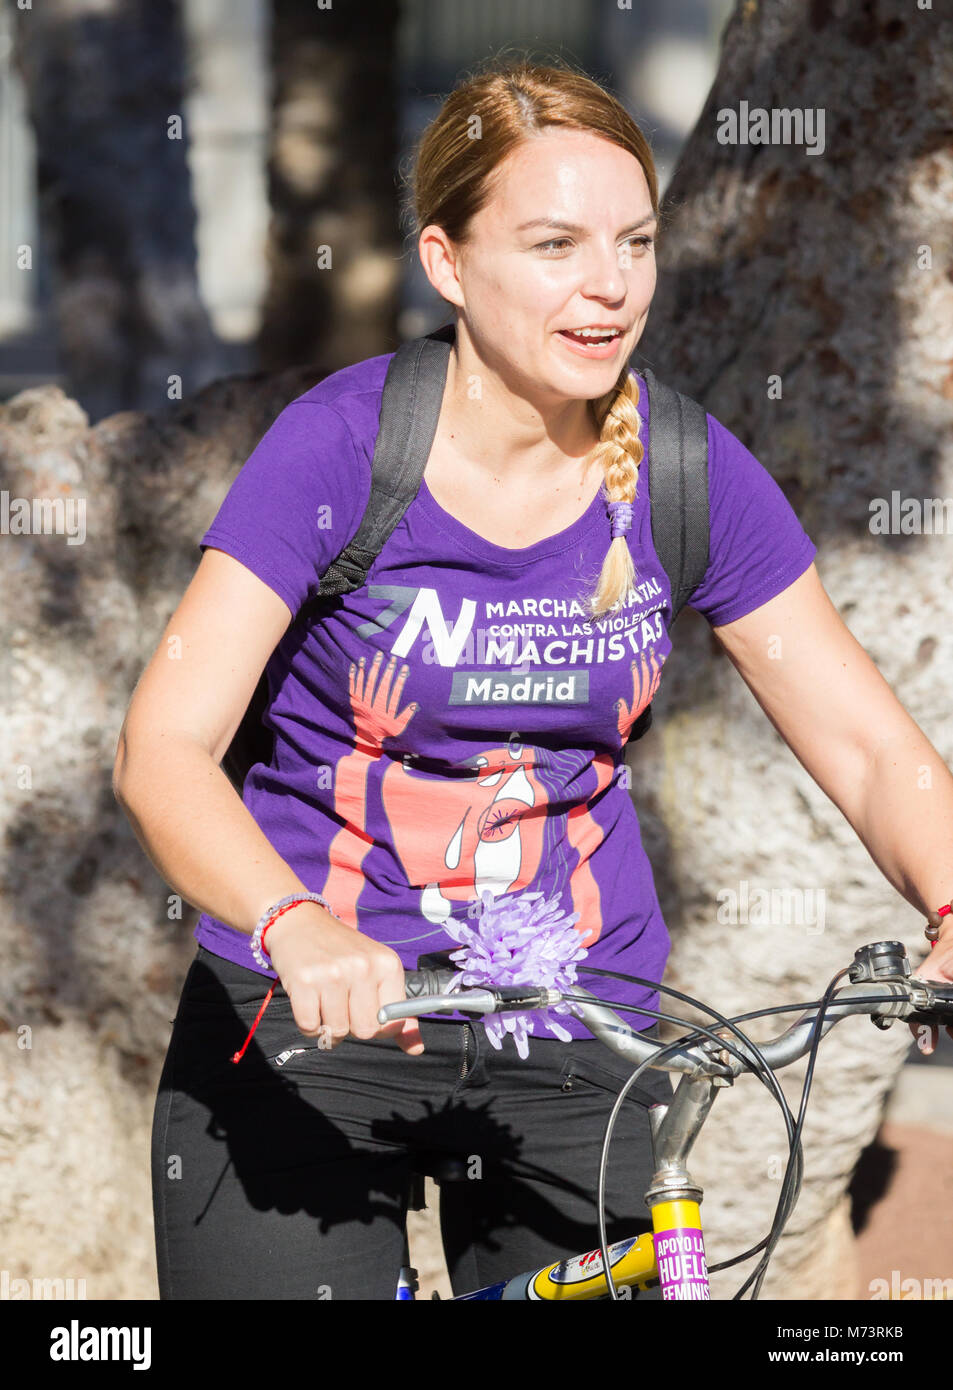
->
[386, 957, 953, 1080]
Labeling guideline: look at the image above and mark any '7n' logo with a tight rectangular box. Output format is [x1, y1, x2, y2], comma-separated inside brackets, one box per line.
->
[369, 586, 476, 666]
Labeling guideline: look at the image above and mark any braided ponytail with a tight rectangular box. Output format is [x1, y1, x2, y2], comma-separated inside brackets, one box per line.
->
[583, 369, 644, 619]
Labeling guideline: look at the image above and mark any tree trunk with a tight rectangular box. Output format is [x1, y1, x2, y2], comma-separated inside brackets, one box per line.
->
[257, 0, 404, 371]
[8, 0, 223, 423]
[633, 0, 953, 1297]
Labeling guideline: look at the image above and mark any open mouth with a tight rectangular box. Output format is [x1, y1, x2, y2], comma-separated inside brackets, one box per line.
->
[556, 327, 625, 356]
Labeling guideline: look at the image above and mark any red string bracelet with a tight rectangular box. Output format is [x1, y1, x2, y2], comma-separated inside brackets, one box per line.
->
[230, 894, 335, 1064]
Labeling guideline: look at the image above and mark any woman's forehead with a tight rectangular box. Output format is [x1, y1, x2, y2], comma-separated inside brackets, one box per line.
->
[484, 134, 653, 216]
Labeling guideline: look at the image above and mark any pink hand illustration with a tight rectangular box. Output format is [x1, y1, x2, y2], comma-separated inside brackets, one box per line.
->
[348, 650, 418, 748]
[615, 649, 663, 740]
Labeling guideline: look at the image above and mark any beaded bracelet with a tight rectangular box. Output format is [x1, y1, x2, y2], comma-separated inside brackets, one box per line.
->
[231, 891, 342, 1065]
[925, 901, 953, 950]
[251, 891, 337, 969]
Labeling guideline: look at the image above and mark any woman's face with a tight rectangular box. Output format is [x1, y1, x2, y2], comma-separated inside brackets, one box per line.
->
[421, 127, 658, 406]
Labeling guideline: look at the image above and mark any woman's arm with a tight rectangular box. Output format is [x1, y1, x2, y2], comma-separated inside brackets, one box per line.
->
[113, 547, 423, 1052]
[709, 563, 953, 999]
[113, 547, 309, 933]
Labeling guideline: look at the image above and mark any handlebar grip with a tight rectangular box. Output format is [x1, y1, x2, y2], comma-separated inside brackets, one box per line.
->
[402, 968, 459, 1000]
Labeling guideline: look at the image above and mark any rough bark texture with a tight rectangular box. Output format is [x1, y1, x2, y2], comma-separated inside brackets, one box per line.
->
[631, 0, 953, 1297]
[0, 364, 332, 1299]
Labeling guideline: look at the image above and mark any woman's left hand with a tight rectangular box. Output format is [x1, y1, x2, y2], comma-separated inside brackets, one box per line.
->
[908, 929, 953, 1053]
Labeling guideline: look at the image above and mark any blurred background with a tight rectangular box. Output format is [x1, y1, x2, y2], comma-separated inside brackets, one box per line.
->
[1, 0, 951, 1302]
[0, 0, 733, 419]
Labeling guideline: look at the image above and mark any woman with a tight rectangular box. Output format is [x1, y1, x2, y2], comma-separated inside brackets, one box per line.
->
[114, 58, 953, 1301]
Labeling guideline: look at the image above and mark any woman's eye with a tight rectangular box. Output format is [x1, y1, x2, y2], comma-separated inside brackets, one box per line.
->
[620, 235, 654, 254]
[535, 235, 654, 256]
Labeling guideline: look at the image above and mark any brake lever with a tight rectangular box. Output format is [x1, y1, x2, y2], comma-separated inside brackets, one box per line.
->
[379, 985, 564, 1025]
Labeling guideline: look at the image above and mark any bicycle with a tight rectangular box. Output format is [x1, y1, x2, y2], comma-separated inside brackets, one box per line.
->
[377, 939, 953, 1300]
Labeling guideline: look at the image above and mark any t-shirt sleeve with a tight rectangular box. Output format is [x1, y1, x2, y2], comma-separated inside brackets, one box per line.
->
[685, 411, 817, 627]
[198, 399, 371, 616]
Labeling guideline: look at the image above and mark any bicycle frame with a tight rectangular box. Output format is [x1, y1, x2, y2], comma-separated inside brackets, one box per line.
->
[452, 1201, 705, 1301]
[450, 1069, 717, 1301]
[384, 952, 952, 1302]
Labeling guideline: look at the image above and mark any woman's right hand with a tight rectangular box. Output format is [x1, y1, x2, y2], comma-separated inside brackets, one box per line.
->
[263, 906, 424, 1055]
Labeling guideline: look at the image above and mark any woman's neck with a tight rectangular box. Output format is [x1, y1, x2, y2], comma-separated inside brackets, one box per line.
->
[440, 331, 602, 485]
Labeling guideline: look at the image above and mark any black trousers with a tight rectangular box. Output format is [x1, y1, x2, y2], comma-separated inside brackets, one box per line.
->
[152, 946, 673, 1300]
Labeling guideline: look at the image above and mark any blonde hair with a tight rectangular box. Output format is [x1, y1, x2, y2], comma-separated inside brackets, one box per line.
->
[403, 54, 660, 619]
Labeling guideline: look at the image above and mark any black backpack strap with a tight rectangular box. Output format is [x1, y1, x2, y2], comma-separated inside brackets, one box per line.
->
[623, 368, 709, 747]
[294, 322, 455, 626]
[640, 367, 710, 624]
[223, 325, 454, 790]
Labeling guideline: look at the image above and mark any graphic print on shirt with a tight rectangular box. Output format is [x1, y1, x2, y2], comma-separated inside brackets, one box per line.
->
[192, 366, 819, 1037]
[321, 582, 667, 950]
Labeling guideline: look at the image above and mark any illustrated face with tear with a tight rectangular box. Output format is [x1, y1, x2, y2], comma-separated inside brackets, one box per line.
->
[381, 734, 550, 922]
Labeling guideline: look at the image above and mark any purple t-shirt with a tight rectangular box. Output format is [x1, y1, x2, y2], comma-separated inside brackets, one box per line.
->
[193, 348, 816, 1045]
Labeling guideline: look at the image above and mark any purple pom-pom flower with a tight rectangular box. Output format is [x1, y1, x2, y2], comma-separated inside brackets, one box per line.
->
[444, 888, 588, 1059]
